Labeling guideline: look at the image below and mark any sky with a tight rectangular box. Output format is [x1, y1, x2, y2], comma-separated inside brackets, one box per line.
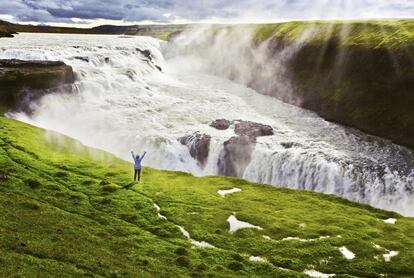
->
[0, 0, 413, 27]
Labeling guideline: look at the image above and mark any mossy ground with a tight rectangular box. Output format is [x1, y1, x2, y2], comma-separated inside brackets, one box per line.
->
[252, 20, 414, 49]
[1, 116, 414, 277]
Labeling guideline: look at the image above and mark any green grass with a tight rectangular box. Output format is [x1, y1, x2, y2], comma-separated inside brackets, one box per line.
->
[252, 20, 414, 49]
[1, 116, 414, 277]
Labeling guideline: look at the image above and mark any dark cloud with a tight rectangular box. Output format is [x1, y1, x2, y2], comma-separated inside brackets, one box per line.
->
[0, 0, 412, 24]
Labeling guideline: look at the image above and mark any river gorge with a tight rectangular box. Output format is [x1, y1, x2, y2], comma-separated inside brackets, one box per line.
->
[1, 31, 413, 216]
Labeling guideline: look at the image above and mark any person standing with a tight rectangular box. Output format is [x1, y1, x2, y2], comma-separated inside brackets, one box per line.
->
[131, 150, 146, 182]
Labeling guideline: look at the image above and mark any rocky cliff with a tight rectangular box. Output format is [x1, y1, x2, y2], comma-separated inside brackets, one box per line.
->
[0, 59, 75, 114]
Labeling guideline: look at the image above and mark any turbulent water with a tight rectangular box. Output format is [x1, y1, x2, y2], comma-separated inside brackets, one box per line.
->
[1, 33, 413, 216]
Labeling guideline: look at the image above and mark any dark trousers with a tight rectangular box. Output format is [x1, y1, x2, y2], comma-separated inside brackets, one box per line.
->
[134, 169, 141, 182]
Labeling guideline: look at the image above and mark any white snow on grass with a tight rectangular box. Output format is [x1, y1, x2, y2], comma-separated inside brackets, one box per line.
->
[384, 218, 397, 224]
[177, 225, 215, 248]
[383, 251, 399, 262]
[153, 203, 167, 220]
[339, 247, 355, 260]
[372, 242, 383, 250]
[282, 235, 332, 242]
[177, 225, 190, 238]
[190, 239, 215, 248]
[263, 235, 272, 240]
[218, 188, 242, 197]
[304, 269, 336, 278]
[249, 256, 267, 263]
[227, 214, 263, 234]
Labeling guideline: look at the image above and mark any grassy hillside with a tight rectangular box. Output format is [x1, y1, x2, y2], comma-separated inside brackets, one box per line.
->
[1, 116, 414, 277]
[253, 20, 414, 49]
[0, 20, 184, 40]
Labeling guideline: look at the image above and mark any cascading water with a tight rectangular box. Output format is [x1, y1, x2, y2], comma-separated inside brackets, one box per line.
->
[1, 32, 413, 216]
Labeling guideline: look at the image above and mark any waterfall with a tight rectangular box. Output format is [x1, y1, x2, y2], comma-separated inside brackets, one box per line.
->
[1, 32, 413, 216]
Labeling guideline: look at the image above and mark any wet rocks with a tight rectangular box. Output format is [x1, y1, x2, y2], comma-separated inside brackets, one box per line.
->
[210, 119, 231, 130]
[218, 135, 256, 177]
[179, 133, 211, 168]
[136, 48, 162, 72]
[181, 120, 274, 177]
[0, 30, 17, 38]
[0, 59, 75, 113]
[234, 121, 274, 137]
[217, 120, 274, 177]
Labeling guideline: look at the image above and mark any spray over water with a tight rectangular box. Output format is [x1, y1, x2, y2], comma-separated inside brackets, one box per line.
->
[1, 32, 413, 216]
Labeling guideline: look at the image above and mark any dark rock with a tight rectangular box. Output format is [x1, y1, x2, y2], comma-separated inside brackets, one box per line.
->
[210, 119, 231, 130]
[0, 59, 75, 114]
[136, 48, 152, 59]
[0, 30, 15, 38]
[73, 56, 90, 63]
[234, 121, 274, 138]
[218, 135, 256, 177]
[155, 65, 162, 72]
[280, 142, 301, 149]
[179, 133, 211, 168]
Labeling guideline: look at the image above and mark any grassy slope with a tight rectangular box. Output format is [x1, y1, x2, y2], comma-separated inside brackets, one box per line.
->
[252, 20, 414, 49]
[1, 116, 414, 277]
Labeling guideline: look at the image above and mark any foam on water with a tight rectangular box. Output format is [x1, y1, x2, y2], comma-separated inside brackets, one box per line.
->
[2, 33, 414, 216]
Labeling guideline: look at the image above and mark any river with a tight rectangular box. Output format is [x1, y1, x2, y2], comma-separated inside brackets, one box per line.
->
[1, 33, 413, 216]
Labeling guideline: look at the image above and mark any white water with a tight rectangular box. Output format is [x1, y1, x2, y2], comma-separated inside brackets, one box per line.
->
[1, 33, 414, 216]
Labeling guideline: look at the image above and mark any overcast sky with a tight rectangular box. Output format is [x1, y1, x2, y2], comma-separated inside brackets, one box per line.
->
[0, 0, 413, 27]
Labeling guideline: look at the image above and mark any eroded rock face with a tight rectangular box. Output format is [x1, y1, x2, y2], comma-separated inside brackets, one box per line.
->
[210, 119, 231, 130]
[181, 121, 274, 177]
[218, 135, 256, 177]
[0, 59, 75, 113]
[179, 133, 211, 168]
[217, 121, 273, 177]
[234, 121, 274, 137]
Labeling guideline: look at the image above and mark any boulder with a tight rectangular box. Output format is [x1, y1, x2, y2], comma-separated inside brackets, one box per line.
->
[179, 133, 211, 168]
[0, 30, 15, 38]
[210, 119, 231, 130]
[234, 121, 274, 137]
[218, 135, 256, 177]
[0, 59, 75, 113]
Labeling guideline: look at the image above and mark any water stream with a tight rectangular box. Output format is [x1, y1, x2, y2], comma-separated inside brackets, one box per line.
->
[1, 33, 413, 216]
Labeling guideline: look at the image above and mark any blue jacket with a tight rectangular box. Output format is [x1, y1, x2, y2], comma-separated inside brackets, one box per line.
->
[131, 151, 146, 170]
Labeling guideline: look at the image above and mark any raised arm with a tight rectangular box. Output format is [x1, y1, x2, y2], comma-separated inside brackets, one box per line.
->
[131, 150, 135, 161]
[140, 151, 147, 161]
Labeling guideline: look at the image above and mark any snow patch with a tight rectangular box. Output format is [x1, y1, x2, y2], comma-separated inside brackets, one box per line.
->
[191, 239, 215, 248]
[263, 235, 272, 240]
[384, 218, 397, 224]
[177, 225, 215, 248]
[339, 247, 355, 260]
[282, 235, 331, 242]
[383, 251, 399, 262]
[154, 203, 167, 220]
[227, 214, 263, 234]
[218, 188, 242, 197]
[304, 269, 336, 278]
[249, 256, 267, 262]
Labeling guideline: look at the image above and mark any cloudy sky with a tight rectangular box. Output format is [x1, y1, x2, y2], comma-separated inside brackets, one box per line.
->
[0, 0, 413, 27]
